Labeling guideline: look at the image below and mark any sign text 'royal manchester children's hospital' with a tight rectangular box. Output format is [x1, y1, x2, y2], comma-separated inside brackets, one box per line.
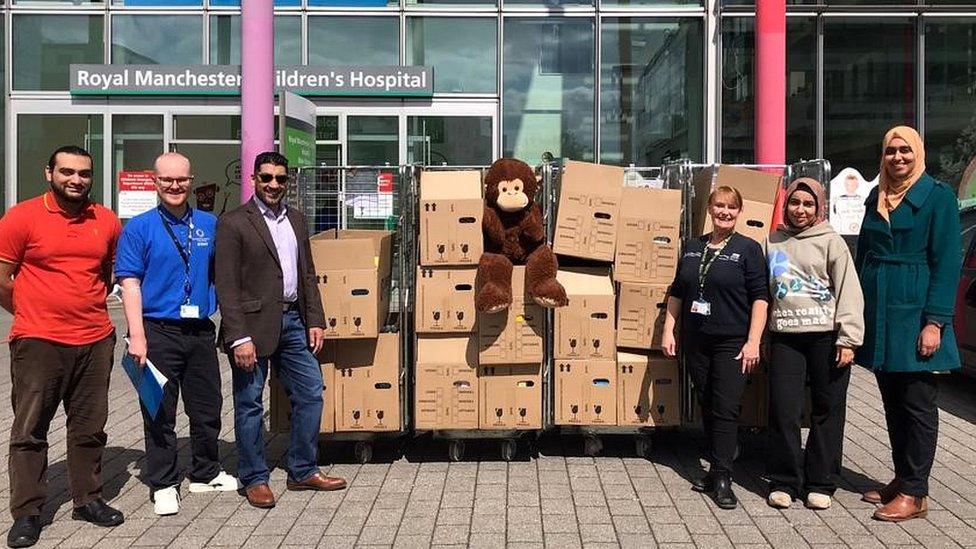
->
[69, 65, 434, 97]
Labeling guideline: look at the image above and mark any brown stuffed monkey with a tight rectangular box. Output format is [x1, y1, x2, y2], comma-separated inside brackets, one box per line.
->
[476, 158, 568, 314]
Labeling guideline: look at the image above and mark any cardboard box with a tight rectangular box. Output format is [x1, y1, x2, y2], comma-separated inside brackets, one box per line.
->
[553, 160, 624, 262]
[419, 170, 483, 266]
[614, 187, 682, 284]
[739, 373, 768, 428]
[616, 283, 669, 350]
[692, 165, 781, 244]
[270, 345, 336, 434]
[415, 267, 477, 334]
[333, 333, 401, 432]
[478, 363, 542, 430]
[310, 229, 393, 339]
[478, 266, 545, 364]
[617, 351, 681, 427]
[554, 267, 615, 360]
[554, 359, 617, 426]
[414, 334, 479, 430]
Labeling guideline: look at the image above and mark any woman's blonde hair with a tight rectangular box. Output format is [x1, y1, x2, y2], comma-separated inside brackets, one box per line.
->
[708, 185, 743, 210]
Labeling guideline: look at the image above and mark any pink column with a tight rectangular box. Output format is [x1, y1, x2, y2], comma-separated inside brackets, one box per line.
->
[240, 0, 275, 204]
[756, 0, 786, 231]
[755, 0, 786, 166]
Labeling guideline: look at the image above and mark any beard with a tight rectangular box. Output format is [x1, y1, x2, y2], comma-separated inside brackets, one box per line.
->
[50, 181, 91, 204]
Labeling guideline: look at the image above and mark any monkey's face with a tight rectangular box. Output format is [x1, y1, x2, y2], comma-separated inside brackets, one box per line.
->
[494, 178, 530, 212]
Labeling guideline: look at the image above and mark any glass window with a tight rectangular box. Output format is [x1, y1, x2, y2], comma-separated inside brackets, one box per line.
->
[317, 116, 340, 141]
[925, 19, 976, 193]
[308, 17, 398, 66]
[405, 0, 493, 7]
[18, 114, 104, 204]
[824, 18, 916, 179]
[210, 0, 300, 6]
[503, 18, 595, 163]
[308, 0, 395, 8]
[174, 116, 241, 141]
[115, 0, 201, 7]
[408, 116, 493, 165]
[210, 15, 302, 66]
[506, 0, 591, 7]
[407, 18, 496, 94]
[601, 18, 703, 166]
[112, 115, 163, 217]
[604, 0, 698, 7]
[13, 15, 104, 91]
[170, 143, 241, 215]
[348, 116, 398, 165]
[720, 17, 816, 164]
[112, 15, 203, 65]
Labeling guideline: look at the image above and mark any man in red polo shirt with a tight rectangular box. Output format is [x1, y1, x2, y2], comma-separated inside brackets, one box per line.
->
[0, 146, 124, 548]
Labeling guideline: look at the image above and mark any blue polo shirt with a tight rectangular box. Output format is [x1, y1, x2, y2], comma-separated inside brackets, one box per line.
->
[115, 206, 218, 320]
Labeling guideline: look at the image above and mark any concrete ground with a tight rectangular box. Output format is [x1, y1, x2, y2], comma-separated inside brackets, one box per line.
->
[0, 308, 975, 548]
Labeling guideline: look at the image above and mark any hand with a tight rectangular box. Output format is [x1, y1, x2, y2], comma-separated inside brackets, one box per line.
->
[661, 331, 677, 358]
[309, 327, 324, 355]
[127, 335, 148, 367]
[835, 346, 854, 368]
[736, 339, 761, 374]
[233, 341, 258, 372]
[917, 324, 942, 358]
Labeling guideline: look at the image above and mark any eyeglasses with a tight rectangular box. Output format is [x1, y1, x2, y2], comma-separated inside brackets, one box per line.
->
[256, 173, 290, 184]
[156, 176, 194, 187]
[55, 167, 93, 179]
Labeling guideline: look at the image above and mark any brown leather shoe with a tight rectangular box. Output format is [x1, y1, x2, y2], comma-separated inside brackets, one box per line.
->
[286, 471, 347, 492]
[873, 493, 928, 522]
[244, 483, 276, 509]
[862, 478, 901, 505]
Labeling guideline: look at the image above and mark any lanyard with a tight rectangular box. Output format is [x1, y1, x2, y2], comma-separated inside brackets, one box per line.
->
[158, 207, 193, 304]
[697, 234, 732, 296]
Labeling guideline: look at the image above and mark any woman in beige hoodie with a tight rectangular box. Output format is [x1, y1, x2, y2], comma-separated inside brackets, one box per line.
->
[764, 177, 864, 511]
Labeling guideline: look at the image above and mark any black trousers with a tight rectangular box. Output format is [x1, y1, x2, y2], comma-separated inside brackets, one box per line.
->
[686, 332, 747, 473]
[142, 318, 222, 491]
[876, 370, 938, 497]
[767, 331, 851, 498]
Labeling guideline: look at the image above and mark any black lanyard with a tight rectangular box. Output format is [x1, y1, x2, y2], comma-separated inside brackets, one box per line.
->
[697, 234, 732, 296]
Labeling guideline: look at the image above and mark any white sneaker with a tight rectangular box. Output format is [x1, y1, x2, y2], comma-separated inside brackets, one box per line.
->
[153, 486, 180, 516]
[806, 492, 832, 510]
[767, 491, 792, 509]
[188, 471, 240, 493]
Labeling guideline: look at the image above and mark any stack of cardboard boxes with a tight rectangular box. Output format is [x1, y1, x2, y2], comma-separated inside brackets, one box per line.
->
[413, 170, 545, 431]
[552, 160, 683, 428]
[271, 228, 401, 435]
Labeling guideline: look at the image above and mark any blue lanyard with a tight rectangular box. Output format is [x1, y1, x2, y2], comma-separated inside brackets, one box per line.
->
[157, 207, 194, 304]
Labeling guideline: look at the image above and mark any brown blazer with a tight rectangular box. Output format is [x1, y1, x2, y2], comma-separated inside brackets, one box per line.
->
[214, 198, 325, 356]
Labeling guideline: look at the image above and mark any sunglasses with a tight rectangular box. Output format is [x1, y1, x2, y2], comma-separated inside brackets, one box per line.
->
[256, 173, 289, 184]
[55, 167, 93, 179]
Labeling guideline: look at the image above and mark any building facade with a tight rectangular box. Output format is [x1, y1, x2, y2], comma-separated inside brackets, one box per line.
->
[3, 0, 976, 211]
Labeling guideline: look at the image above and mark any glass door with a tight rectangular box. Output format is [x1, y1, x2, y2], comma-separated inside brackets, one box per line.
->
[407, 115, 494, 166]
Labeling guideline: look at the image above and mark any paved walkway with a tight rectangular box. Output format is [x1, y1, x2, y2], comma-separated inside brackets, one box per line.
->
[1, 309, 976, 548]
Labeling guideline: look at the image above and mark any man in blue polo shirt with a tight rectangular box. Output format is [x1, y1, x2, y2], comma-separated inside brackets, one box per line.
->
[115, 152, 238, 517]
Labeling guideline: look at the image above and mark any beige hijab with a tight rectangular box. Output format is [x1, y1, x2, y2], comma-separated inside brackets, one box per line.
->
[877, 125, 926, 221]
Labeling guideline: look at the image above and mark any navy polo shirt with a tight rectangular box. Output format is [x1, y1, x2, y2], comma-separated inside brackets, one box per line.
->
[115, 206, 218, 320]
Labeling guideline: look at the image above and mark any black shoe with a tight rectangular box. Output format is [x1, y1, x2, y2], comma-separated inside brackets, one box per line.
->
[7, 516, 40, 548]
[691, 471, 715, 493]
[713, 472, 739, 510]
[71, 499, 124, 527]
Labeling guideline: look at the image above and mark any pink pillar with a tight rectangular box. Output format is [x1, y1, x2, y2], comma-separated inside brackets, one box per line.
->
[240, 0, 275, 204]
[755, 0, 786, 166]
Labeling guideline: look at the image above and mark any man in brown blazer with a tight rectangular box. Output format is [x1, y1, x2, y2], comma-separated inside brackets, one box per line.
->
[215, 151, 345, 509]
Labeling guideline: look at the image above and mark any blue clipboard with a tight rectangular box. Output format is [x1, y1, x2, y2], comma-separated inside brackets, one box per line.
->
[121, 341, 168, 420]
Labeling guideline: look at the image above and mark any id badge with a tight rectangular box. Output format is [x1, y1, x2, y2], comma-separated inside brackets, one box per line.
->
[180, 304, 200, 319]
[690, 299, 711, 316]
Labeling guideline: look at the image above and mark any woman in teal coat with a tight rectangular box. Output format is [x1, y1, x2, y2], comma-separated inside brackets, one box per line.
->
[855, 126, 961, 523]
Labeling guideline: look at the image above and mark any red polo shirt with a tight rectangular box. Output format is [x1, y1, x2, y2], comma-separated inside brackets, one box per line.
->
[0, 192, 121, 345]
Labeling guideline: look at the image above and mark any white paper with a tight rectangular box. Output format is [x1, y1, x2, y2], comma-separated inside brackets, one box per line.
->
[829, 167, 878, 236]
